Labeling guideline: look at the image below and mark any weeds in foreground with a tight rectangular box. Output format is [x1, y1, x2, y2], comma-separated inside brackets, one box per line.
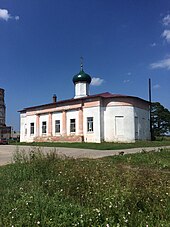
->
[0, 148, 170, 226]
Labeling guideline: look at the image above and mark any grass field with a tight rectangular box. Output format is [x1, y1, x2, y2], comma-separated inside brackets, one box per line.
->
[10, 139, 170, 150]
[0, 148, 170, 226]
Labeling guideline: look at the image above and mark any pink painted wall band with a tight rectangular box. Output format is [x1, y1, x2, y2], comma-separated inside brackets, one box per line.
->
[36, 114, 40, 137]
[48, 113, 52, 136]
[78, 108, 83, 135]
[62, 110, 66, 135]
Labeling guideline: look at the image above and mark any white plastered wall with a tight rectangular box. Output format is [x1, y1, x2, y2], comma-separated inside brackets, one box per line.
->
[66, 110, 79, 135]
[74, 82, 89, 98]
[52, 112, 62, 136]
[26, 115, 37, 142]
[104, 106, 135, 142]
[83, 106, 101, 143]
[134, 107, 150, 140]
[20, 113, 27, 142]
[20, 113, 36, 142]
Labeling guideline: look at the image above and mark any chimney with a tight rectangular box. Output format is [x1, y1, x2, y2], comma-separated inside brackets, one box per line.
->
[53, 94, 57, 103]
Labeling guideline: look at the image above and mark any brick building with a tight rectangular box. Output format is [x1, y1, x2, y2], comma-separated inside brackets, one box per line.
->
[0, 88, 11, 139]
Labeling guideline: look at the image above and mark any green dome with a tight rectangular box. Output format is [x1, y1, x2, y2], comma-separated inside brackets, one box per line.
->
[73, 69, 91, 84]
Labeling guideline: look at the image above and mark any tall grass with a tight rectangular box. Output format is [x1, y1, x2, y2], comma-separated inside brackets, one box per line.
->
[0, 148, 170, 226]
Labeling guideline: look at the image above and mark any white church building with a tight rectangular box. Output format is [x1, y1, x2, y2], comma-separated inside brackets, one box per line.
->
[19, 65, 150, 143]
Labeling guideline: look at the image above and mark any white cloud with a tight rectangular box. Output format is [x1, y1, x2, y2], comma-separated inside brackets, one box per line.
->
[162, 14, 170, 26]
[0, 8, 19, 21]
[127, 72, 132, 76]
[162, 30, 170, 43]
[123, 79, 130, 83]
[0, 9, 11, 21]
[91, 77, 104, 86]
[15, 16, 19, 21]
[153, 84, 160, 89]
[150, 57, 170, 70]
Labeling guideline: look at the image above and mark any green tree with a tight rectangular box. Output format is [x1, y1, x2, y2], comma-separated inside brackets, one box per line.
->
[151, 102, 170, 136]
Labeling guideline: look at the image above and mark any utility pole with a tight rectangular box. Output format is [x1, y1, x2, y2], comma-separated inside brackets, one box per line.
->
[149, 78, 153, 140]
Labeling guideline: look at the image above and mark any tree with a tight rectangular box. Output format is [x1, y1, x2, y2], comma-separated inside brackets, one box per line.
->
[151, 102, 170, 137]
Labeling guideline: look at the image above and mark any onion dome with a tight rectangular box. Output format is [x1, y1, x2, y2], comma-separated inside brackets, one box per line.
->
[72, 64, 91, 84]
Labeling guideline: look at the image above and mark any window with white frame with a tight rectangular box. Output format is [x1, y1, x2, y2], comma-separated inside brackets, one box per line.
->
[70, 119, 76, 133]
[87, 117, 94, 132]
[42, 121, 47, 134]
[55, 120, 60, 133]
[30, 122, 34, 135]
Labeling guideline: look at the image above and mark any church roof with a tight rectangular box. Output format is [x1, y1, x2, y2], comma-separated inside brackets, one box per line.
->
[18, 92, 149, 113]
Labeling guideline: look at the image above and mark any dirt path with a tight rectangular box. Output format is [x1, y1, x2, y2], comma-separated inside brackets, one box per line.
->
[0, 145, 170, 166]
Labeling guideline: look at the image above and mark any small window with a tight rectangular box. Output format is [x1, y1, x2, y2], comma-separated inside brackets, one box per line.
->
[70, 119, 76, 133]
[42, 121, 47, 134]
[30, 122, 34, 135]
[87, 117, 94, 132]
[55, 120, 60, 133]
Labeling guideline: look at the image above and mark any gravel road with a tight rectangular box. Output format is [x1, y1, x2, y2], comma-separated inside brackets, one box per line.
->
[0, 145, 170, 166]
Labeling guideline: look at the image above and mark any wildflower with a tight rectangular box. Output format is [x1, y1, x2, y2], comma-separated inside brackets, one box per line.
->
[95, 208, 100, 213]
[37, 221, 40, 225]
[106, 224, 110, 227]
[128, 212, 131, 215]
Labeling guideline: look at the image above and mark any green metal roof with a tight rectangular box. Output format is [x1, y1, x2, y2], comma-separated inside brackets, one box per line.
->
[72, 68, 91, 84]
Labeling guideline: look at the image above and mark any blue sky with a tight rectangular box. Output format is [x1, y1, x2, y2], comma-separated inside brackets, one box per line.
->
[0, 0, 170, 131]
